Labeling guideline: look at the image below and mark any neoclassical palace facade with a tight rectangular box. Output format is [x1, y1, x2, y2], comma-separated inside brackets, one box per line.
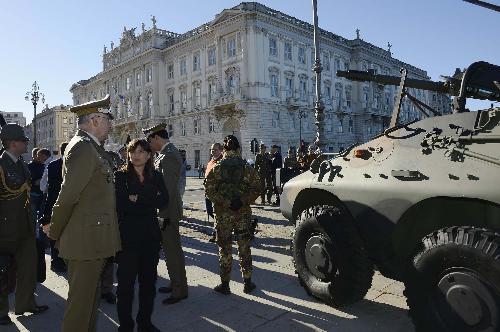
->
[70, 2, 450, 167]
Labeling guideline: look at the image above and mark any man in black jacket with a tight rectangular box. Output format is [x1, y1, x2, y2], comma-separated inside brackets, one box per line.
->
[41, 142, 68, 272]
[270, 145, 282, 206]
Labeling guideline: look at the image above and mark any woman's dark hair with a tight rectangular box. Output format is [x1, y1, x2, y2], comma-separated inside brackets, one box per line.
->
[123, 138, 154, 180]
[223, 135, 240, 151]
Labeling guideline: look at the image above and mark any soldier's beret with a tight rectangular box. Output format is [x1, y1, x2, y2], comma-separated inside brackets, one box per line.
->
[0, 123, 29, 142]
[142, 123, 168, 137]
[271, 144, 279, 148]
[70, 95, 113, 119]
[259, 143, 267, 149]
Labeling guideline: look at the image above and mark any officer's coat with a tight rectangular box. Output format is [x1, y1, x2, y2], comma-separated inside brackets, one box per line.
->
[50, 130, 121, 260]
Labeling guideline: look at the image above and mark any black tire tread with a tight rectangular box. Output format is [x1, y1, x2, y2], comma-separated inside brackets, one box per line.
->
[293, 205, 374, 306]
[404, 226, 500, 332]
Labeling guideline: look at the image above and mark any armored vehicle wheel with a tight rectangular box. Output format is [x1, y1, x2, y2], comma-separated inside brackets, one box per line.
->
[292, 205, 374, 306]
[404, 226, 500, 332]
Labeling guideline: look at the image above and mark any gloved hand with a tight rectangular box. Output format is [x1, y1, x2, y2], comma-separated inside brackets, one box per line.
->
[229, 197, 243, 211]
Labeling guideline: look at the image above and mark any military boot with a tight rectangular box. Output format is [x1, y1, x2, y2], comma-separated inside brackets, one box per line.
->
[243, 278, 256, 294]
[214, 281, 231, 295]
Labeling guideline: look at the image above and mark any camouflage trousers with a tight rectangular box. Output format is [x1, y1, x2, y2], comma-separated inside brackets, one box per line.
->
[258, 172, 273, 203]
[215, 213, 253, 283]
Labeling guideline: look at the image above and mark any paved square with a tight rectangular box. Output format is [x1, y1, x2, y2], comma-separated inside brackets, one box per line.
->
[6, 178, 413, 331]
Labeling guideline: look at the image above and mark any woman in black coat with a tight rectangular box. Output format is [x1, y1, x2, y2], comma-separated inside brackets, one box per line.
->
[115, 139, 168, 332]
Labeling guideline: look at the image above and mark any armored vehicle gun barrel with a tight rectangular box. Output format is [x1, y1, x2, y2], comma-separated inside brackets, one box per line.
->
[337, 61, 500, 107]
[337, 70, 452, 94]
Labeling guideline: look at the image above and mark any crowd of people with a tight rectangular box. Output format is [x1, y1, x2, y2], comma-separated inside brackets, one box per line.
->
[0, 95, 262, 332]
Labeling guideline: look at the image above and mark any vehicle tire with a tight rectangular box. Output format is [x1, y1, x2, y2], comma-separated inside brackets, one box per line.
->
[404, 226, 500, 332]
[293, 205, 374, 306]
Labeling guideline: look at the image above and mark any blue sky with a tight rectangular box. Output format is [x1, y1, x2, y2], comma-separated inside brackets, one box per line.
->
[1, 0, 499, 123]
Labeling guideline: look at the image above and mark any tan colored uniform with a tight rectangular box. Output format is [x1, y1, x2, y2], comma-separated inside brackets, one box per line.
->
[155, 142, 188, 298]
[50, 130, 121, 332]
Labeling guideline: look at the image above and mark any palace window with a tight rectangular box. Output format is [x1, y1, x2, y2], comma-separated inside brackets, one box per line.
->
[324, 85, 331, 99]
[269, 37, 277, 57]
[285, 77, 293, 98]
[227, 38, 236, 57]
[194, 85, 201, 107]
[227, 75, 236, 95]
[208, 47, 216, 66]
[168, 91, 174, 114]
[270, 74, 279, 97]
[125, 76, 131, 91]
[298, 47, 306, 64]
[167, 63, 174, 79]
[299, 79, 307, 100]
[338, 118, 344, 133]
[146, 67, 152, 83]
[135, 70, 141, 86]
[323, 55, 330, 71]
[272, 111, 280, 128]
[194, 119, 200, 135]
[180, 58, 187, 76]
[193, 52, 200, 72]
[167, 123, 174, 138]
[180, 89, 187, 110]
[335, 88, 341, 107]
[208, 80, 217, 104]
[284, 42, 292, 61]
[209, 117, 215, 133]
[181, 121, 186, 136]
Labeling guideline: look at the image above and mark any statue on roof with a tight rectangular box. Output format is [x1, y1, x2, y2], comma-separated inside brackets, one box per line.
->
[356, 28, 361, 40]
[151, 15, 157, 29]
[142, 22, 145, 32]
[111, 41, 114, 50]
[387, 42, 392, 53]
[103, 45, 107, 54]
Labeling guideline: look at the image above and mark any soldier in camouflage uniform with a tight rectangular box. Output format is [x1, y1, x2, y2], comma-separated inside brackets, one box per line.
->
[205, 135, 260, 295]
[254, 143, 272, 205]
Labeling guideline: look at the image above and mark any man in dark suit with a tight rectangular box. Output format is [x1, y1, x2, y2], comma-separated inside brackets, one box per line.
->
[270, 145, 283, 206]
[41, 142, 69, 272]
[144, 123, 188, 305]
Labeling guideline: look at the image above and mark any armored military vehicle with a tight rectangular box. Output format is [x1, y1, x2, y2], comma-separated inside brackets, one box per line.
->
[280, 61, 500, 331]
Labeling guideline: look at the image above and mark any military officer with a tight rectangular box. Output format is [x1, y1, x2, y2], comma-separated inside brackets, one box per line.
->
[204, 135, 261, 294]
[0, 124, 49, 326]
[144, 123, 188, 305]
[44, 95, 121, 332]
[283, 148, 299, 170]
[254, 143, 273, 205]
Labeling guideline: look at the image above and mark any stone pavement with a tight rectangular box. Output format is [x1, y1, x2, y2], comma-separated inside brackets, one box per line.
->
[6, 178, 414, 331]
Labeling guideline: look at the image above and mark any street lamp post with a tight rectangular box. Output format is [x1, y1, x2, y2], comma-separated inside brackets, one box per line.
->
[312, 0, 326, 151]
[298, 108, 307, 150]
[25, 81, 45, 147]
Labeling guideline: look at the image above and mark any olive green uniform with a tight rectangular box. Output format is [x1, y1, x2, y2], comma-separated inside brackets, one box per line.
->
[0, 151, 38, 316]
[205, 151, 260, 282]
[254, 152, 273, 204]
[283, 155, 300, 169]
[155, 142, 188, 298]
[50, 130, 121, 332]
